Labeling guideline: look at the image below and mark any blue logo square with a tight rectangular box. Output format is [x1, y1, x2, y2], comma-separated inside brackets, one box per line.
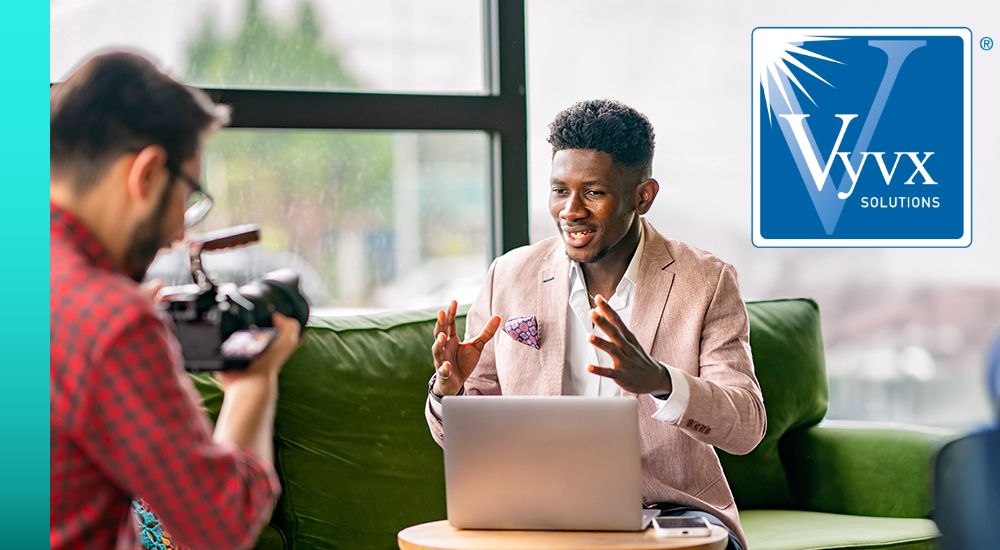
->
[752, 28, 972, 247]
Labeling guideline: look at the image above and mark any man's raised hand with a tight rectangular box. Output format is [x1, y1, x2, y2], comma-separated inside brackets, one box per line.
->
[586, 295, 671, 396]
[430, 300, 502, 396]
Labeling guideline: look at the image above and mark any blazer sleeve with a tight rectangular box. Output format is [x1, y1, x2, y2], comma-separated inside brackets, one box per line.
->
[425, 258, 503, 445]
[668, 263, 767, 455]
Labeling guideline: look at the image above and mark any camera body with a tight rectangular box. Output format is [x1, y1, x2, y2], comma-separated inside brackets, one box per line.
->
[159, 225, 310, 372]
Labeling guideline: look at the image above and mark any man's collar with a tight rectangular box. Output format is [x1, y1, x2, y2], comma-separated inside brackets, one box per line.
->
[621, 219, 645, 287]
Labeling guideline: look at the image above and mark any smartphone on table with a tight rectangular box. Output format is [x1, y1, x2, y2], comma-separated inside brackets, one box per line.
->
[652, 516, 712, 537]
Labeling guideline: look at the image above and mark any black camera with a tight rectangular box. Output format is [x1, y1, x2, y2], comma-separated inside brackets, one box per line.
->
[159, 225, 310, 372]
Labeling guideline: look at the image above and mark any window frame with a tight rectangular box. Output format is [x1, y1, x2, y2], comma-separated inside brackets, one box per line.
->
[193, 0, 528, 260]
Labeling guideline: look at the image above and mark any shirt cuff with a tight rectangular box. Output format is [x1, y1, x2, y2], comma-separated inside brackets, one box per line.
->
[428, 390, 444, 418]
[651, 362, 690, 424]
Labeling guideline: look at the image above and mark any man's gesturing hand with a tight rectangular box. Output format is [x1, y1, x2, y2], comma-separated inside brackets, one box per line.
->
[587, 295, 672, 396]
[430, 300, 502, 397]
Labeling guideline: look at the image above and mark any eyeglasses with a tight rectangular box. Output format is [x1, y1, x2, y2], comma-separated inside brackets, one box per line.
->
[172, 170, 214, 228]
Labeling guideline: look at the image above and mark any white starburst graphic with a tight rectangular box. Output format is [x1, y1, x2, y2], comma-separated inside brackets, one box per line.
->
[755, 32, 845, 121]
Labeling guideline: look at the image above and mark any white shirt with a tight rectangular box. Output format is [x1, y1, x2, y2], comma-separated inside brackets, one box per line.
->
[563, 222, 689, 423]
[430, 222, 691, 422]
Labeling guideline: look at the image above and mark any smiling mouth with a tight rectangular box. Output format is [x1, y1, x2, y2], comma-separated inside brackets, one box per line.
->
[564, 229, 595, 247]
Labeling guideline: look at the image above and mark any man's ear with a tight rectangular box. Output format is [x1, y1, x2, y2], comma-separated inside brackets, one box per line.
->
[125, 145, 169, 206]
[635, 178, 659, 215]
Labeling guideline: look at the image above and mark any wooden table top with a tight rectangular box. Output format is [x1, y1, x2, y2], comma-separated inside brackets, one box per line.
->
[397, 520, 729, 550]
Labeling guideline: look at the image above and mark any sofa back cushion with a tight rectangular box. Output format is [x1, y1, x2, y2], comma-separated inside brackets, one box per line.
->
[192, 308, 457, 549]
[191, 298, 828, 548]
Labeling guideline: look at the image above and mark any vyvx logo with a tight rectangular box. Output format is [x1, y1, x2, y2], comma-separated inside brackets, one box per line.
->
[752, 28, 971, 247]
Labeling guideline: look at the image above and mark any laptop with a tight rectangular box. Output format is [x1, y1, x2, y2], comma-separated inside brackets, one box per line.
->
[442, 396, 658, 531]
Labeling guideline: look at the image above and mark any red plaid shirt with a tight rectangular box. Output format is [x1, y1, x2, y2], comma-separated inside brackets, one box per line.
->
[50, 204, 280, 549]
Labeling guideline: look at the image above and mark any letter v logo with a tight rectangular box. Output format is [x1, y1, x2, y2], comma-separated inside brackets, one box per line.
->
[779, 113, 858, 193]
[772, 40, 924, 235]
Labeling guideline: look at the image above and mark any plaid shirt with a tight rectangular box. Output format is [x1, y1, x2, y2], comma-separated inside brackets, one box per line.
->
[50, 204, 280, 549]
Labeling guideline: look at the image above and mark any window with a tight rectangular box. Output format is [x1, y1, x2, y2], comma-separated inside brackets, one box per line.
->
[51, 0, 486, 94]
[148, 130, 491, 314]
[54, 0, 528, 315]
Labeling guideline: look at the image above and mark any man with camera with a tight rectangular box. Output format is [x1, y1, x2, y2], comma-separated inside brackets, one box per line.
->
[50, 52, 300, 549]
[425, 100, 764, 550]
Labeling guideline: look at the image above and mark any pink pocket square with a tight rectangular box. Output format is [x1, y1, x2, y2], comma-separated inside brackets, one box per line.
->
[504, 315, 540, 349]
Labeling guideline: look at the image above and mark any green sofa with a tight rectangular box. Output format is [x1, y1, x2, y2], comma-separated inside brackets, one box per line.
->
[191, 298, 948, 549]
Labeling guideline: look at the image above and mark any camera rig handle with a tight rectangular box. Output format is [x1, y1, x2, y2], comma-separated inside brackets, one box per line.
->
[187, 224, 261, 291]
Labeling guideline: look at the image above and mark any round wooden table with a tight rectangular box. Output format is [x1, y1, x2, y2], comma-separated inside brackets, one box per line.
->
[398, 520, 729, 550]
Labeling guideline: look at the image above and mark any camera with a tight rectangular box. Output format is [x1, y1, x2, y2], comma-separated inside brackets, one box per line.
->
[159, 225, 310, 372]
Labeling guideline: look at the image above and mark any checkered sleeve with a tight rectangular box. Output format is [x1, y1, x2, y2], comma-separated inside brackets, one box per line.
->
[74, 303, 280, 549]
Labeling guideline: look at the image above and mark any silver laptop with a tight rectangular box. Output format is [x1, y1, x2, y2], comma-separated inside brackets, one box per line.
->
[442, 396, 658, 531]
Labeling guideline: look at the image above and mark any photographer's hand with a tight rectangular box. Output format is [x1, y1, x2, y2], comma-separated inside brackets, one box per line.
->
[213, 313, 301, 464]
[138, 279, 164, 305]
[216, 314, 301, 388]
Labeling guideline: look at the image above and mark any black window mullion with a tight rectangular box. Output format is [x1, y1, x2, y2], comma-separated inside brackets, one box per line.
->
[201, 90, 512, 132]
[493, 0, 529, 255]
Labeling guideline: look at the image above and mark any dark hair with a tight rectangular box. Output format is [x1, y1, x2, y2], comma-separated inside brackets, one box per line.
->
[50, 51, 230, 192]
[547, 99, 655, 181]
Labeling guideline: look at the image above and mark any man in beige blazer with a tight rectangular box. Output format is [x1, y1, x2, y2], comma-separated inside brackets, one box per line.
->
[424, 99, 765, 550]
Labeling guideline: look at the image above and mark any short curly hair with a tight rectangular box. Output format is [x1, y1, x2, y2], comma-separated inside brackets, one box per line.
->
[547, 99, 655, 181]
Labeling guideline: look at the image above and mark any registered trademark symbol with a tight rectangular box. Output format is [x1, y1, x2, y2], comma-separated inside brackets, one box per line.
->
[982, 36, 994, 50]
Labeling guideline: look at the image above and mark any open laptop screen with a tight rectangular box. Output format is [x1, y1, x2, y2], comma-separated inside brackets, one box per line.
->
[442, 396, 645, 531]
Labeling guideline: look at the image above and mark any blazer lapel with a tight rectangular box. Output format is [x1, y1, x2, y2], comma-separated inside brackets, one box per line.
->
[625, 219, 676, 397]
[537, 241, 568, 396]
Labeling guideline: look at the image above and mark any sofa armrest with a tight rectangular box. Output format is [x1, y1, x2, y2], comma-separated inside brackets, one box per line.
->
[781, 420, 955, 518]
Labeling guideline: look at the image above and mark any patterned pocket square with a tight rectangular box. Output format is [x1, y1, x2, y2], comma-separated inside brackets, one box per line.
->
[504, 315, 540, 349]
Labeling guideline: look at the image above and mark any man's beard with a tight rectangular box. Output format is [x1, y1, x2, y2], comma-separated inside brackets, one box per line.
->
[567, 244, 612, 265]
[123, 183, 173, 283]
